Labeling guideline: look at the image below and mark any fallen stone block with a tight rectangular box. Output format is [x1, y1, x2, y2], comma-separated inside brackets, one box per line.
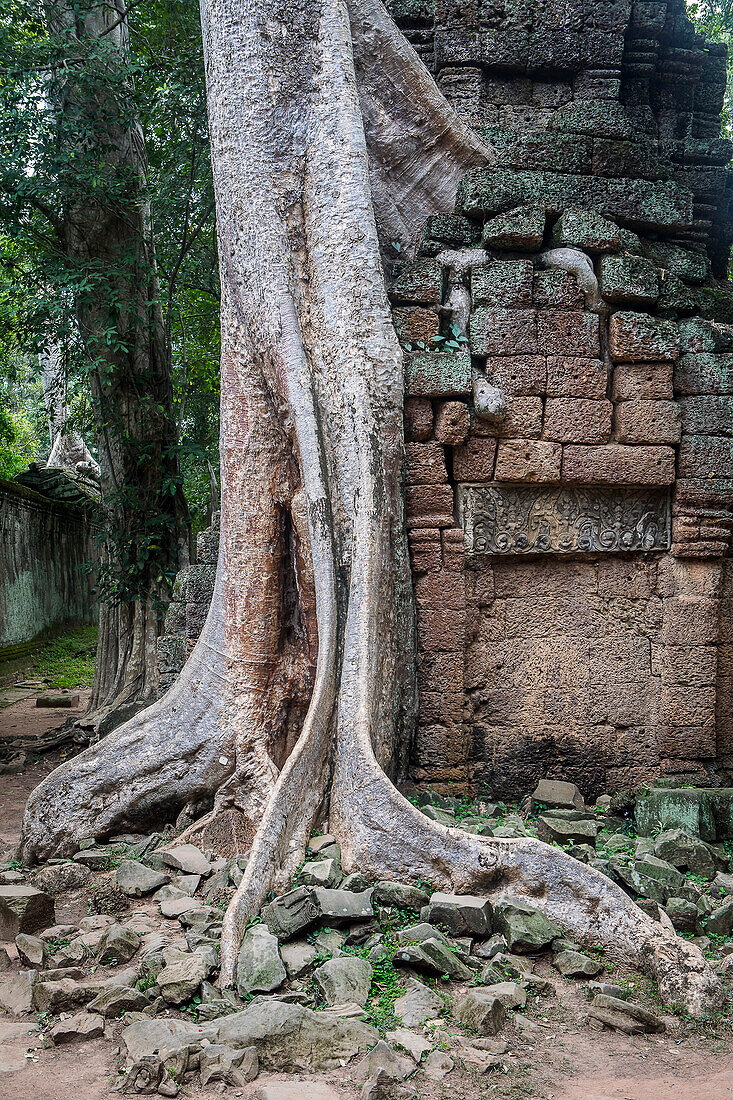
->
[236, 924, 286, 996]
[0, 886, 54, 939]
[453, 988, 506, 1035]
[314, 956, 372, 1006]
[493, 900, 562, 953]
[51, 1012, 105, 1044]
[588, 993, 664, 1034]
[116, 860, 171, 897]
[422, 892, 493, 937]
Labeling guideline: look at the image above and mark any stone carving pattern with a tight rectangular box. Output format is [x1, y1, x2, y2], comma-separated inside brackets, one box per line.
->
[459, 485, 671, 555]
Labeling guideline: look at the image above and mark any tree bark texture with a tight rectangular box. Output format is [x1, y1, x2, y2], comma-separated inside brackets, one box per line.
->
[50, 0, 190, 723]
[21, 0, 722, 1017]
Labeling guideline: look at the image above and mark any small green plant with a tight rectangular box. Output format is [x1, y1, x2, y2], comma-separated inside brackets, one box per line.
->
[22, 626, 99, 690]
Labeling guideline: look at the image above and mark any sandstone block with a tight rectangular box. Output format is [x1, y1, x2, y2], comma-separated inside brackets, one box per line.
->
[538, 310, 600, 357]
[482, 203, 546, 251]
[562, 444, 675, 484]
[391, 260, 443, 304]
[502, 396, 543, 438]
[416, 651, 463, 695]
[546, 356, 607, 398]
[405, 485, 454, 529]
[408, 529, 441, 573]
[661, 646, 717, 687]
[453, 989, 505, 1035]
[663, 598, 719, 646]
[679, 436, 733, 479]
[405, 441, 448, 485]
[403, 397, 433, 442]
[414, 572, 465, 610]
[423, 892, 493, 936]
[495, 440, 562, 482]
[416, 607, 466, 653]
[419, 693, 464, 724]
[544, 398, 612, 443]
[533, 270, 585, 310]
[470, 308, 538, 356]
[442, 527, 465, 572]
[611, 363, 673, 400]
[614, 400, 681, 444]
[551, 208, 623, 252]
[657, 722, 716, 759]
[413, 723, 471, 768]
[392, 306, 440, 348]
[486, 356, 546, 395]
[674, 353, 733, 395]
[600, 255, 660, 306]
[0, 887, 54, 940]
[453, 437, 497, 481]
[609, 312, 679, 363]
[434, 401, 470, 444]
[405, 351, 472, 397]
[680, 396, 733, 436]
[660, 685, 715, 727]
[471, 260, 534, 307]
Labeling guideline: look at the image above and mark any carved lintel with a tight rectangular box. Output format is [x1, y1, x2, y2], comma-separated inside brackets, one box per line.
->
[458, 484, 671, 556]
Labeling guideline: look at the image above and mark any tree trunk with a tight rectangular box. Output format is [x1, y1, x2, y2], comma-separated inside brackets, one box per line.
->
[50, 0, 190, 726]
[21, 0, 722, 1018]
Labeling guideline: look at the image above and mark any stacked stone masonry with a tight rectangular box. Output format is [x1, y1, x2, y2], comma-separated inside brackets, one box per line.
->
[391, 0, 733, 800]
[161, 0, 733, 803]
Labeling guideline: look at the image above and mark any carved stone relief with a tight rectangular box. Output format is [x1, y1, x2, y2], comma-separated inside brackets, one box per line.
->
[458, 484, 671, 555]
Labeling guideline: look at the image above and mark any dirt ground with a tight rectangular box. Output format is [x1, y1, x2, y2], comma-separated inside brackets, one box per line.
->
[2, 693, 733, 1100]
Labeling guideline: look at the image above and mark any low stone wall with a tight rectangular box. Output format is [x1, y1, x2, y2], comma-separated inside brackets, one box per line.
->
[0, 478, 98, 655]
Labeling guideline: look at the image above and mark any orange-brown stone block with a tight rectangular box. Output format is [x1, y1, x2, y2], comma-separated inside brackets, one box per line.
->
[546, 356, 607, 398]
[434, 400, 470, 444]
[453, 437, 498, 481]
[405, 441, 448, 484]
[405, 484, 454, 529]
[611, 362, 674, 400]
[544, 398, 612, 443]
[495, 439, 562, 482]
[404, 397, 434, 442]
[538, 310, 600, 357]
[562, 443, 675, 484]
[614, 400, 682, 444]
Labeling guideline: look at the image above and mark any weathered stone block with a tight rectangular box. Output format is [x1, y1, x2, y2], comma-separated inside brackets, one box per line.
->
[408, 529, 441, 573]
[495, 440, 562, 482]
[405, 441, 448, 485]
[422, 212, 480, 247]
[551, 208, 624, 252]
[679, 436, 733, 478]
[609, 312, 679, 363]
[482, 203, 546, 250]
[417, 650, 463, 695]
[661, 646, 718, 687]
[680, 396, 733, 436]
[674, 353, 733, 395]
[614, 401, 682, 444]
[544, 398, 612, 443]
[660, 685, 716, 727]
[470, 308, 538, 356]
[419, 692, 464, 724]
[471, 260, 534, 307]
[405, 352, 472, 397]
[562, 444, 675, 485]
[538, 310, 600, 357]
[442, 527, 465, 572]
[417, 606, 466, 654]
[611, 363, 674, 400]
[434, 401, 470, 445]
[663, 597, 719, 646]
[404, 397, 433, 442]
[546, 357, 607, 398]
[453, 437, 497, 481]
[533, 270, 585, 310]
[486, 356, 546, 395]
[502, 397, 543, 438]
[0, 887, 54, 940]
[392, 306, 440, 348]
[657, 722, 716, 759]
[600, 255, 660, 306]
[414, 571, 465, 610]
[391, 260, 443, 304]
[405, 485, 454, 529]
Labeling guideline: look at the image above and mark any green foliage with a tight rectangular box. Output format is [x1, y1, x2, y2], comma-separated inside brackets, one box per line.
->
[27, 625, 99, 689]
[687, 1, 733, 133]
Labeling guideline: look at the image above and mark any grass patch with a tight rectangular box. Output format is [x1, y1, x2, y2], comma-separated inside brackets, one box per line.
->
[25, 625, 98, 689]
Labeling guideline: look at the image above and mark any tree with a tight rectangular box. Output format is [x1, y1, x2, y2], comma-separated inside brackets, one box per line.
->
[20, 0, 722, 1016]
[0, 0, 220, 716]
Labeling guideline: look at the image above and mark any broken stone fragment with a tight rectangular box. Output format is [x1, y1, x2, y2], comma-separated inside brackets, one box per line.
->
[588, 993, 664, 1034]
[15, 932, 46, 968]
[0, 969, 37, 1013]
[493, 900, 562, 954]
[422, 891, 493, 937]
[537, 812, 598, 846]
[156, 947, 209, 1005]
[394, 922, 449, 947]
[300, 858, 342, 888]
[665, 897, 699, 934]
[483, 980, 527, 1008]
[160, 895, 202, 920]
[236, 924, 286, 996]
[356, 1038, 414, 1081]
[386, 1026, 432, 1062]
[532, 779, 585, 810]
[214, 1000, 378, 1071]
[158, 844, 212, 877]
[552, 949, 603, 978]
[393, 976, 443, 1027]
[115, 859, 171, 897]
[453, 988, 506, 1035]
[200, 1042, 259, 1086]
[87, 982, 149, 1017]
[32, 976, 96, 1014]
[96, 922, 140, 965]
[279, 940, 318, 978]
[51, 1012, 105, 1044]
[393, 937, 474, 980]
[0, 885, 55, 939]
[706, 897, 733, 936]
[373, 881, 429, 911]
[313, 955, 372, 1006]
[32, 862, 91, 895]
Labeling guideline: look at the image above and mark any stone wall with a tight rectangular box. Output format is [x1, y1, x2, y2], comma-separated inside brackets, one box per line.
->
[390, 0, 733, 798]
[0, 477, 98, 656]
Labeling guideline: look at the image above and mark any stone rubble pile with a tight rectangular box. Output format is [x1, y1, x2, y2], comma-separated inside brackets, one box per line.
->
[0, 776, 731, 1095]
